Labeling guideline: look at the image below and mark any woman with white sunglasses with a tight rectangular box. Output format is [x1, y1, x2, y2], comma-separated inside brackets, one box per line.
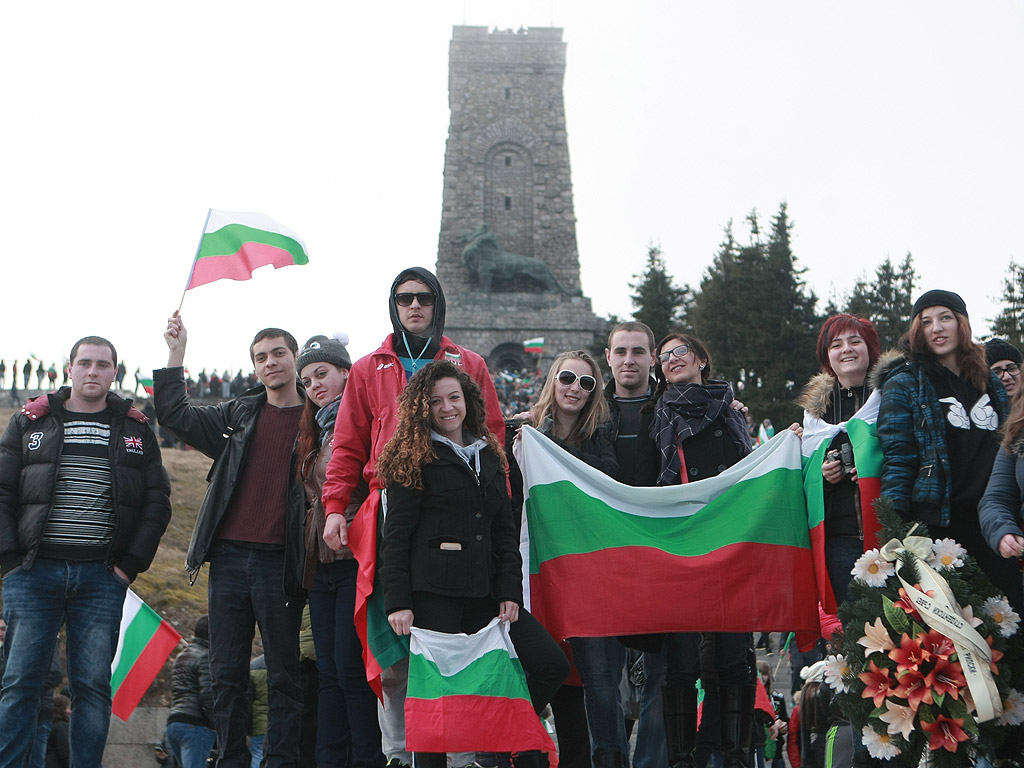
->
[530, 349, 617, 477]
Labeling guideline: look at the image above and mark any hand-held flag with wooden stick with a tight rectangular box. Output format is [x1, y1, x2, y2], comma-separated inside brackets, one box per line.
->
[110, 590, 182, 721]
[185, 209, 309, 291]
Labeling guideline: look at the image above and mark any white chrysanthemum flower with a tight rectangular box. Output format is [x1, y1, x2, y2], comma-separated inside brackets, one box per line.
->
[851, 549, 895, 587]
[1000, 689, 1024, 726]
[862, 726, 901, 760]
[823, 654, 851, 693]
[879, 700, 915, 740]
[930, 538, 966, 570]
[983, 596, 1021, 637]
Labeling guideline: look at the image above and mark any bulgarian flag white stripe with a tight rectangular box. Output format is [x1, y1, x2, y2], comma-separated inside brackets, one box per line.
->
[110, 590, 182, 721]
[405, 618, 557, 760]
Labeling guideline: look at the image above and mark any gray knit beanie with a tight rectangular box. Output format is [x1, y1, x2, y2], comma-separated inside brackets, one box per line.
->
[298, 334, 351, 373]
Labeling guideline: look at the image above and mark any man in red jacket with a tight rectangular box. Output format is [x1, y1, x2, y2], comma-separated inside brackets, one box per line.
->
[322, 266, 504, 768]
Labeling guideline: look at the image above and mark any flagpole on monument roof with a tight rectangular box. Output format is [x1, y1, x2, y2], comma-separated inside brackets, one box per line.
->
[177, 207, 213, 314]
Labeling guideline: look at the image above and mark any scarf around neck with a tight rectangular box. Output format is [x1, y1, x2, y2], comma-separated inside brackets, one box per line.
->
[650, 380, 751, 485]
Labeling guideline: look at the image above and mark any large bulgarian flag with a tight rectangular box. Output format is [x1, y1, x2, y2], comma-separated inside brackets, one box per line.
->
[514, 427, 823, 639]
[110, 590, 182, 721]
[800, 389, 883, 614]
[185, 209, 309, 291]
[406, 618, 557, 762]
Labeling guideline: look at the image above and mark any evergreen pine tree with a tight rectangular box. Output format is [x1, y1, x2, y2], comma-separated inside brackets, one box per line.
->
[990, 259, 1024, 349]
[844, 253, 917, 349]
[629, 245, 690, 343]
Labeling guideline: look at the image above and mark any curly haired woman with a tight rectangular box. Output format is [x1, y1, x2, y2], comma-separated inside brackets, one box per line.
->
[377, 361, 568, 768]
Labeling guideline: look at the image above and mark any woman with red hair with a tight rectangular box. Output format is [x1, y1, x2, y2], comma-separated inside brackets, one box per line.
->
[797, 314, 881, 604]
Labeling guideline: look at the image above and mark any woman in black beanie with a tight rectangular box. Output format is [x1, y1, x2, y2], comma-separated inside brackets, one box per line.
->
[875, 290, 1020, 611]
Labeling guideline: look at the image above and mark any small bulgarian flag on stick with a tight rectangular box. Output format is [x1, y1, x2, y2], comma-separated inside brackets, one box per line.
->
[111, 590, 182, 721]
[178, 209, 309, 309]
[523, 337, 544, 355]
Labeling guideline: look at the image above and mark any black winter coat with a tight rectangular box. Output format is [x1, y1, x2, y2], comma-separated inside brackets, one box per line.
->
[153, 367, 306, 597]
[0, 388, 171, 579]
[380, 442, 522, 614]
[167, 636, 215, 728]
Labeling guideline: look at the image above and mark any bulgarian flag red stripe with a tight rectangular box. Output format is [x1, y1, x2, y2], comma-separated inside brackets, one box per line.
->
[801, 390, 883, 614]
[523, 337, 544, 355]
[350, 488, 409, 700]
[110, 590, 182, 721]
[406, 618, 557, 762]
[514, 427, 822, 640]
[186, 209, 309, 291]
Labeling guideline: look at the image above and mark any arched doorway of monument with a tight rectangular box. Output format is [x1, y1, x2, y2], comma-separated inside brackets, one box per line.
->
[488, 341, 534, 374]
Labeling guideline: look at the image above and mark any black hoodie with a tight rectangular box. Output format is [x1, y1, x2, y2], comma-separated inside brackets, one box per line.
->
[388, 266, 447, 362]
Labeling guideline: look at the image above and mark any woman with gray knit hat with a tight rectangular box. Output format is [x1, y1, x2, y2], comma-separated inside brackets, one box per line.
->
[296, 333, 385, 768]
[875, 289, 1021, 612]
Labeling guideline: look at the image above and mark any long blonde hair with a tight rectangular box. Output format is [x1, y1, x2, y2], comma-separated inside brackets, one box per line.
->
[531, 350, 609, 445]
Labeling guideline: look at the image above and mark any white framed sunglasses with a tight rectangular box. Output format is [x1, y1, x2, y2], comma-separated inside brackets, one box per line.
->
[556, 369, 597, 392]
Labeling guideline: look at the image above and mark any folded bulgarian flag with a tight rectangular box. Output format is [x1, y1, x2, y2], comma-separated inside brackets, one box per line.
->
[186, 209, 309, 291]
[406, 618, 557, 762]
[111, 590, 182, 721]
[514, 427, 823, 639]
[800, 390, 883, 613]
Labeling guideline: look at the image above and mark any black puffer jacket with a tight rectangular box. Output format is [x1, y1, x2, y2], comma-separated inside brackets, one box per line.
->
[0, 388, 171, 578]
[153, 367, 306, 597]
[167, 636, 214, 728]
[381, 442, 521, 614]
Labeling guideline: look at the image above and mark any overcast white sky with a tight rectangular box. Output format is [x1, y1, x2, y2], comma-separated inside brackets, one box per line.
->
[2, 1, 1021, 381]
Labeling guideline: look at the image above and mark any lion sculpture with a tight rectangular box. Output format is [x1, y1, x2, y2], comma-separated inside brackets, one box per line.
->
[461, 224, 577, 295]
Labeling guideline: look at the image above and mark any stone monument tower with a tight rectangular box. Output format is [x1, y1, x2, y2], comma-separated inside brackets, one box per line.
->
[436, 25, 598, 371]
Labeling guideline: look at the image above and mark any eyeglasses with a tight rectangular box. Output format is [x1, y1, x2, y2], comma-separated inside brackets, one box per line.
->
[992, 363, 1021, 378]
[556, 370, 597, 392]
[657, 344, 690, 363]
[394, 292, 436, 307]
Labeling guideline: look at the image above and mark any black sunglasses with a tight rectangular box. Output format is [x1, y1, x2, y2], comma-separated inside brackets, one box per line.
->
[556, 370, 597, 392]
[394, 292, 436, 307]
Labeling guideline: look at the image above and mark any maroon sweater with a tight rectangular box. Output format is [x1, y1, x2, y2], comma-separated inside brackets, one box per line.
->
[217, 402, 303, 546]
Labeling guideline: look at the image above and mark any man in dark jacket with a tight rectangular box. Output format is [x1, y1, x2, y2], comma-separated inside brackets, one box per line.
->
[155, 315, 306, 768]
[166, 615, 216, 768]
[0, 335, 171, 768]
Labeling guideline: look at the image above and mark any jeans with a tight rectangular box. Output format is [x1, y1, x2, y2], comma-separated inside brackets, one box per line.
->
[207, 542, 304, 768]
[24, 719, 53, 768]
[249, 734, 265, 768]
[165, 721, 217, 768]
[309, 559, 385, 768]
[632, 648, 667, 768]
[569, 636, 628, 758]
[0, 559, 127, 768]
[824, 536, 863, 605]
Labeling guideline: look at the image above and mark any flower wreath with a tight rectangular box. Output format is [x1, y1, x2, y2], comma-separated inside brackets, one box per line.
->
[823, 499, 1024, 766]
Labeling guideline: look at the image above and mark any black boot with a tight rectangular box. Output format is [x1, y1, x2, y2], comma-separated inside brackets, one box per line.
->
[662, 686, 698, 768]
[719, 684, 755, 768]
[591, 752, 627, 768]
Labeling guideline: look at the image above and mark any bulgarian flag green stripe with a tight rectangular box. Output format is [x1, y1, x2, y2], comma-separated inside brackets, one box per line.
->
[801, 390, 883, 613]
[111, 590, 182, 721]
[186, 209, 309, 290]
[514, 427, 823, 640]
[406, 619, 557, 759]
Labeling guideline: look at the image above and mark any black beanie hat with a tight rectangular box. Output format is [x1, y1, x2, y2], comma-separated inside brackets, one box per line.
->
[298, 334, 351, 373]
[985, 338, 1023, 367]
[195, 615, 210, 641]
[912, 289, 968, 320]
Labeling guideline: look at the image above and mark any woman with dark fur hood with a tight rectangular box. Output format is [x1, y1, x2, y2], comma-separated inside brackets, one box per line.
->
[875, 290, 1019, 613]
[797, 314, 882, 605]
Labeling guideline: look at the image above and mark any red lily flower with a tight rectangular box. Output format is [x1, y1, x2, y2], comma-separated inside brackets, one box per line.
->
[894, 587, 923, 620]
[921, 714, 968, 753]
[917, 628, 955, 661]
[858, 660, 894, 708]
[889, 633, 930, 673]
[987, 635, 1004, 675]
[893, 668, 934, 711]
[925, 657, 966, 700]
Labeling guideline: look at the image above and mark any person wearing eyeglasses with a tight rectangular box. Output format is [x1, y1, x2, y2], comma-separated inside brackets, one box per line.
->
[650, 331, 755, 768]
[985, 338, 1022, 399]
[321, 266, 504, 768]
